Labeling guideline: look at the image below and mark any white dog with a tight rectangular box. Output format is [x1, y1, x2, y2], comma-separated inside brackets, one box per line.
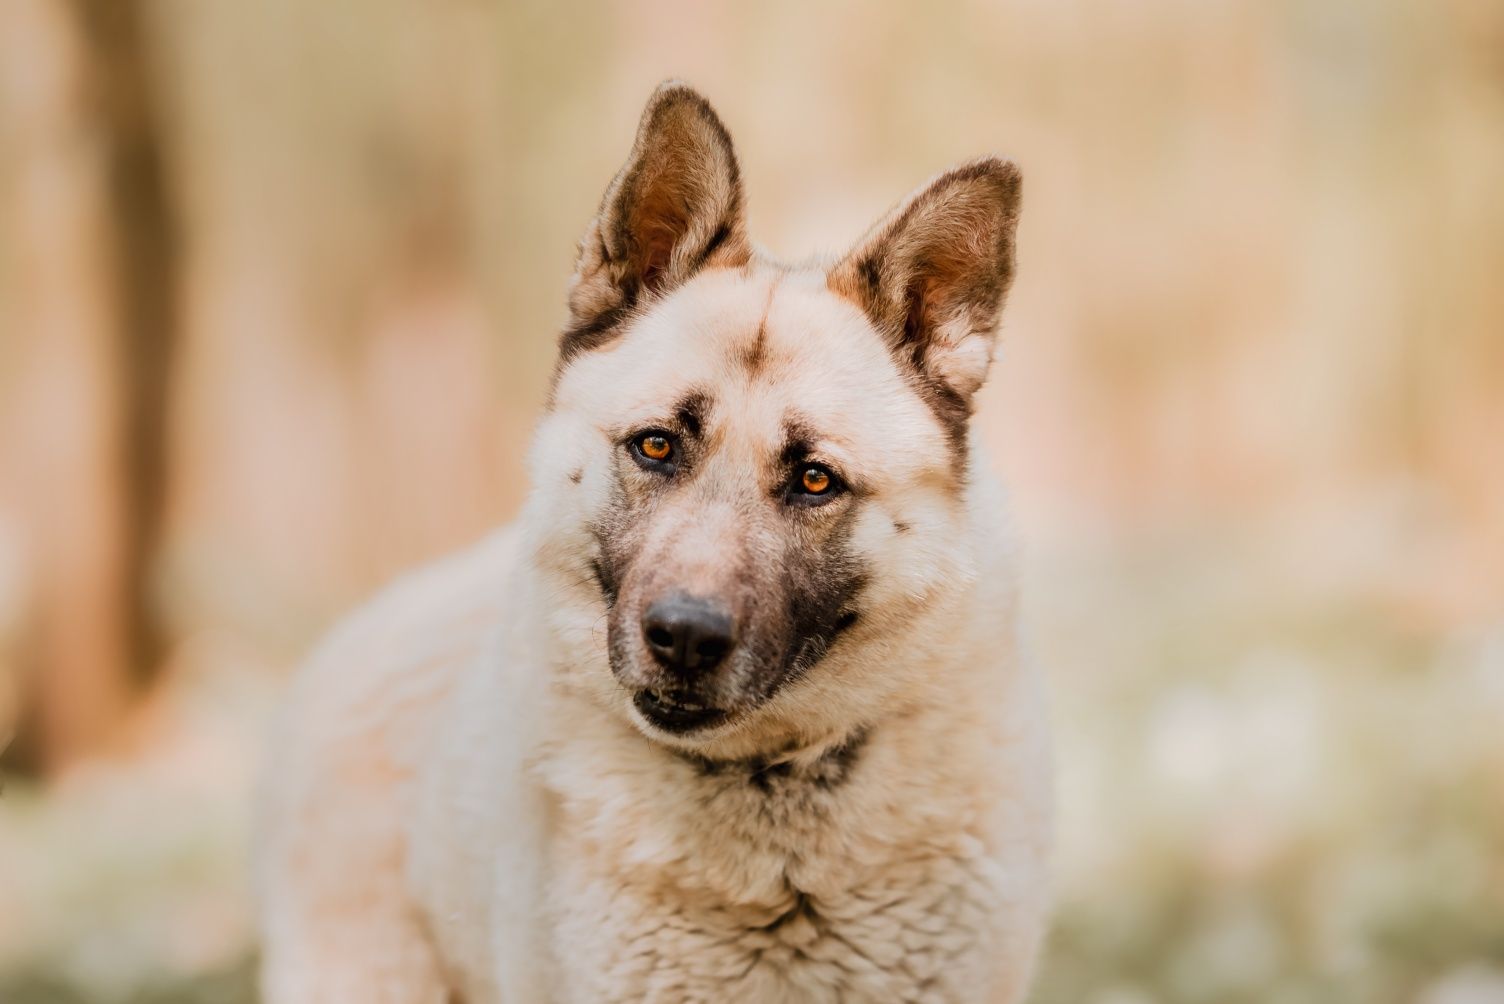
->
[257, 82, 1051, 1003]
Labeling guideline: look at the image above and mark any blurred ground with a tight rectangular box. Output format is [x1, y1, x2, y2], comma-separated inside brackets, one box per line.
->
[1, 1, 1502, 1001]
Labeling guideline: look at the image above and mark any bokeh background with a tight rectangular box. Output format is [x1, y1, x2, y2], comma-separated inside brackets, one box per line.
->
[2, 1, 1502, 1001]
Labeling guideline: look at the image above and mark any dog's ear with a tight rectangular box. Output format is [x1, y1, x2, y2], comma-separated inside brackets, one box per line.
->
[565, 82, 750, 352]
[829, 158, 1021, 406]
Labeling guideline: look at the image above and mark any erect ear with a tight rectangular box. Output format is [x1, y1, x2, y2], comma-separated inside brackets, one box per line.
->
[564, 82, 750, 354]
[829, 158, 1022, 407]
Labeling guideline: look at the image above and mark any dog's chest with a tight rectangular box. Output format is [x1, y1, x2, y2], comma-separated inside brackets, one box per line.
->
[550, 844, 1003, 1003]
[541, 755, 1007, 1003]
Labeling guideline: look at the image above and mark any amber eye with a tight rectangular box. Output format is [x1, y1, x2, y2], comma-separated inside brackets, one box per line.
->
[800, 466, 832, 494]
[800, 465, 836, 492]
[787, 462, 841, 507]
[630, 431, 678, 470]
[640, 435, 672, 461]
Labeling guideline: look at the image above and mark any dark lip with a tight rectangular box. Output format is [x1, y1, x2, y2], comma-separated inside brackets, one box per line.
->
[632, 689, 730, 734]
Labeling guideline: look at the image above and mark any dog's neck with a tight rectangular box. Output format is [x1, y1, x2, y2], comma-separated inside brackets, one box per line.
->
[534, 664, 994, 910]
[669, 724, 872, 793]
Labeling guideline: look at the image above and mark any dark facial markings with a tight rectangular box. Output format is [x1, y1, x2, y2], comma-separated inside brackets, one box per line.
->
[588, 555, 617, 608]
[678, 726, 871, 794]
[622, 400, 856, 513]
[621, 390, 715, 479]
[776, 416, 851, 508]
[772, 496, 868, 691]
[675, 391, 710, 439]
[595, 395, 871, 729]
[738, 279, 780, 376]
[740, 322, 769, 374]
[778, 417, 818, 469]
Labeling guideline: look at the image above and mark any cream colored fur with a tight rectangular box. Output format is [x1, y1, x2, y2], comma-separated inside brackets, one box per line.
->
[258, 88, 1051, 1004]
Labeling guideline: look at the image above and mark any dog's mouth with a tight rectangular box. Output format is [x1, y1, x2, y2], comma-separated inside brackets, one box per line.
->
[632, 688, 730, 734]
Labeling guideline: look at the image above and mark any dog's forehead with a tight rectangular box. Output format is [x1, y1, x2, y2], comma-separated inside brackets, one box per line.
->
[559, 268, 945, 458]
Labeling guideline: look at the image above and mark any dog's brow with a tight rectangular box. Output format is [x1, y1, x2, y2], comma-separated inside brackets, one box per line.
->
[675, 390, 712, 437]
[779, 414, 819, 463]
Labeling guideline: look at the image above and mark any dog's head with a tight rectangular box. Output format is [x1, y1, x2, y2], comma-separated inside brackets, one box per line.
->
[532, 83, 1021, 750]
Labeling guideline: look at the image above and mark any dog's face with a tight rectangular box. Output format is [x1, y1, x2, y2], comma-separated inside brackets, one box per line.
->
[533, 83, 1021, 749]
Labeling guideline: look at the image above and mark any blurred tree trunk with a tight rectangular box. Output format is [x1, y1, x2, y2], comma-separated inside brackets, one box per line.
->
[68, 0, 177, 689]
[3, 0, 177, 773]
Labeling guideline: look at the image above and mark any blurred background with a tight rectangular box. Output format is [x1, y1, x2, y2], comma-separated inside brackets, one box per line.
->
[1, 0, 1502, 1001]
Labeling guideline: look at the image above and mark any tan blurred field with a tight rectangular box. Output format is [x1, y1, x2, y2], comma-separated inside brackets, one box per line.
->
[1, 1, 1502, 1001]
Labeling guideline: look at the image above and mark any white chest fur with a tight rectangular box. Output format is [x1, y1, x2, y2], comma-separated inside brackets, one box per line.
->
[550, 818, 1008, 1003]
[526, 708, 1047, 1004]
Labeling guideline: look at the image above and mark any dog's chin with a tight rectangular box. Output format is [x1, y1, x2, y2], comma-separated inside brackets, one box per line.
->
[609, 650, 794, 744]
[613, 668, 753, 744]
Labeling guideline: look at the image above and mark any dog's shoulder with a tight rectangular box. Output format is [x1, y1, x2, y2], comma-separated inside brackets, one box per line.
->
[258, 525, 522, 840]
[295, 526, 519, 703]
[317, 525, 520, 671]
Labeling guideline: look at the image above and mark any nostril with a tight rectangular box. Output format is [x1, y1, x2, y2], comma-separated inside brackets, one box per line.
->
[693, 637, 727, 666]
[646, 625, 675, 650]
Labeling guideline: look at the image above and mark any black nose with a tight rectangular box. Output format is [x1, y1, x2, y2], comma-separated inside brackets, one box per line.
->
[641, 594, 736, 674]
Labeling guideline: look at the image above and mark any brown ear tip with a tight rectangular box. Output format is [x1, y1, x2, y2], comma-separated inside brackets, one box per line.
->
[645, 79, 716, 117]
[936, 157, 1021, 220]
[652, 78, 699, 96]
[965, 156, 1022, 193]
[639, 81, 735, 150]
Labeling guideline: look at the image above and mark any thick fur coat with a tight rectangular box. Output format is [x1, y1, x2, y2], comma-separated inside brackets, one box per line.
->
[257, 83, 1052, 1003]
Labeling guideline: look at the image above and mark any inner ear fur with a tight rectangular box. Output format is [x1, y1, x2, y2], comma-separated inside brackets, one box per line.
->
[829, 158, 1022, 405]
[564, 82, 751, 357]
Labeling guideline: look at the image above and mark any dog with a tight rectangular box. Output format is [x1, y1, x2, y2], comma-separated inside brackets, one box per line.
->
[257, 81, 1051, 1003]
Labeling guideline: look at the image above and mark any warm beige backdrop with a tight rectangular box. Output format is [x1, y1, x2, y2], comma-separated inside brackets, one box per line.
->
[1, 1, 1501, 1001]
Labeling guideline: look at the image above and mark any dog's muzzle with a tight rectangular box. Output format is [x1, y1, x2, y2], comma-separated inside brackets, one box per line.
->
[630, 592, 739, 733]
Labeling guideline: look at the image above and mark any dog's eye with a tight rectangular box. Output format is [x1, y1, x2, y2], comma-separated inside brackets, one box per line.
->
[788, 463, 842, 506]
[801, 467, 831, 494]
[630, 431, 678, 470]
[640, 435, 672, 460]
